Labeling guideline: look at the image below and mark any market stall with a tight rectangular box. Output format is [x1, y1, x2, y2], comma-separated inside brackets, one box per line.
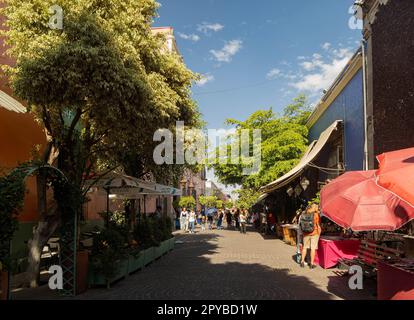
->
[377, 259, 414, 300]
[313, 236, 360, 269]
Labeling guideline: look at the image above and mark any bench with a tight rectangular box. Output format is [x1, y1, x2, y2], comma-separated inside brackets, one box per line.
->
[339, 240, 404, 277]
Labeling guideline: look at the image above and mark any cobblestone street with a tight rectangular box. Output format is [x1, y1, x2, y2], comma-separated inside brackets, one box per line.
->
[14, 226, 376, 300]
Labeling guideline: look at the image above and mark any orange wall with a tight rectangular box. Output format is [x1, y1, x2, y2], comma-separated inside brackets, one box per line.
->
[0, 107, 47, 222]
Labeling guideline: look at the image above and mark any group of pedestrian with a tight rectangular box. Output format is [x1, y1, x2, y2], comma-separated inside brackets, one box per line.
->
[179, 207, 197, 234]
[179, 207, 251, 234]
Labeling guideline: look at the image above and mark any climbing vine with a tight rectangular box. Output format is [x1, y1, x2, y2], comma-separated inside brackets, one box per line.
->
[0, 162, 70, 272]
[0, 163, 31, 271]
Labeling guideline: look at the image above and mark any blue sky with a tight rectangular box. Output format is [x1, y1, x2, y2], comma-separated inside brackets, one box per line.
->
[155, 0, 362, 194]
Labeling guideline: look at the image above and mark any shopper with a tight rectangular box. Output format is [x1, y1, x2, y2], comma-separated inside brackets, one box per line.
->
[188, 209, 196, 234]
[217, 209, 224, 230]
[207, 212, 214, 230]
[235, 209, 240, 230]
[201, 215, 207, 231]
[240, 210, 247, 234]
[299, 203, 322, 269]
[226, 209, 232, 229]
[180, 208, 188, 231]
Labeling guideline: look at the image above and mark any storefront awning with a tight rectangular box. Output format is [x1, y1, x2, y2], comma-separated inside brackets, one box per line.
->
[260, 120, 342, 193]
[85, 172, 181, 198]
[254, 193, 269, 205]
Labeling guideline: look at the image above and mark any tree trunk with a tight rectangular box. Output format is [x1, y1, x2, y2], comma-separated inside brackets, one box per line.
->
[26, 141, 59, 288]
[26, 209, 59, 288]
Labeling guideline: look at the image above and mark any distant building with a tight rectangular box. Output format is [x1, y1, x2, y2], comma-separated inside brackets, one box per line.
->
[151, 27, 180, 54]
[205, 180, 228, 202]
[180, 168, 207, 211]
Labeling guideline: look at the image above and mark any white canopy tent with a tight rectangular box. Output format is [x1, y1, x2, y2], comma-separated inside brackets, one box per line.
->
[84, 172, 181, 225]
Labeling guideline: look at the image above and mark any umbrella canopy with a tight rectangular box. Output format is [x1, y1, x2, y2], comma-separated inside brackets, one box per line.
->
[376, 147, 414, 207]
[320, 170, 414, 231]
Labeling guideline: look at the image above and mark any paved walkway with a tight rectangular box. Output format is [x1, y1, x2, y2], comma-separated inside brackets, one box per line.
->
[13, 226, 375, 300]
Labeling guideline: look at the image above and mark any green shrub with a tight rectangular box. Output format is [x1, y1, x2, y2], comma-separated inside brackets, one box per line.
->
[90, 228, 127, 280]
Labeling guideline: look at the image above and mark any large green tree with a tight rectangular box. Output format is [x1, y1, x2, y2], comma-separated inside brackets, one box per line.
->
[211, 95, 311, 193]
[1, 0, 200, 286]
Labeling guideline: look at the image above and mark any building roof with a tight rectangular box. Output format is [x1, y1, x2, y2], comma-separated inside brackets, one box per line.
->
[151, 26, 180, 55]
[0, 90, 26, 113]
[306, 48, 363, 128]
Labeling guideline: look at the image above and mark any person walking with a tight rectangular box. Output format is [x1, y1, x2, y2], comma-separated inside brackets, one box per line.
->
[180, 208, 188, 231]
[299, 203, 322, 269]
[188, 209, 196, 234]
[240, 210, 247, 234]
[235, 209, 240, 230]
[207, 212, 214, 230]
[217, 209, 224, 230]
[226, 209, 232, 229]
[201, 215, 207, 231]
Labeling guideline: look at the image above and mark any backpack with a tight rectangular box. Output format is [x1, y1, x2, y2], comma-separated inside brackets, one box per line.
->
[300, 212, 315, 234]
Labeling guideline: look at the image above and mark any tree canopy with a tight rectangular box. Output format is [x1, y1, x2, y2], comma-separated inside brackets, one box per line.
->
[210, 95, 311, 190]
[1, 0, 201, 185]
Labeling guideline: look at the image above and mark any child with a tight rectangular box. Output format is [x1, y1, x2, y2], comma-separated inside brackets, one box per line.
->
[201, 215, 206, 231]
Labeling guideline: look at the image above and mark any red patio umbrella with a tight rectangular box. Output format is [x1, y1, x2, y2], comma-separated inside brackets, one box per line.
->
[376, 147, 414, 207]
[320, 170, 414, 231]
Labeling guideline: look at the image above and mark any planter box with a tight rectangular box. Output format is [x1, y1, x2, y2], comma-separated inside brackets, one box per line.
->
[143, 247, 155, 266]
[154, 244, 163, 259]
[88, 258, 128, 288]
[168, 237, 175, 251]
[127, 252, 144, 274]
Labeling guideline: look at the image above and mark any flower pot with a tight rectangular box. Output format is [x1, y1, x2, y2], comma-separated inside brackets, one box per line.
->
[76, 251, 89, 295]
[0, 271, 9, 300]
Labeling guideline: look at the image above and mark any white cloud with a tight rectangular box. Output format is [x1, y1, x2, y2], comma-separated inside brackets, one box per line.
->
[197, 22, 224, 34]
[266, 68, 281, 80]
[210, 40, 243, 63]
[196, 73, 215, 87]
[290, 47, 354, 93]
[322, 42, 331, 50]
[178, 33, 200, 42]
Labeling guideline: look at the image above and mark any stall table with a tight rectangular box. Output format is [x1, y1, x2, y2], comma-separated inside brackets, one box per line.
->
[377, 259, 414, 300]
[314, 236, 360, 269]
